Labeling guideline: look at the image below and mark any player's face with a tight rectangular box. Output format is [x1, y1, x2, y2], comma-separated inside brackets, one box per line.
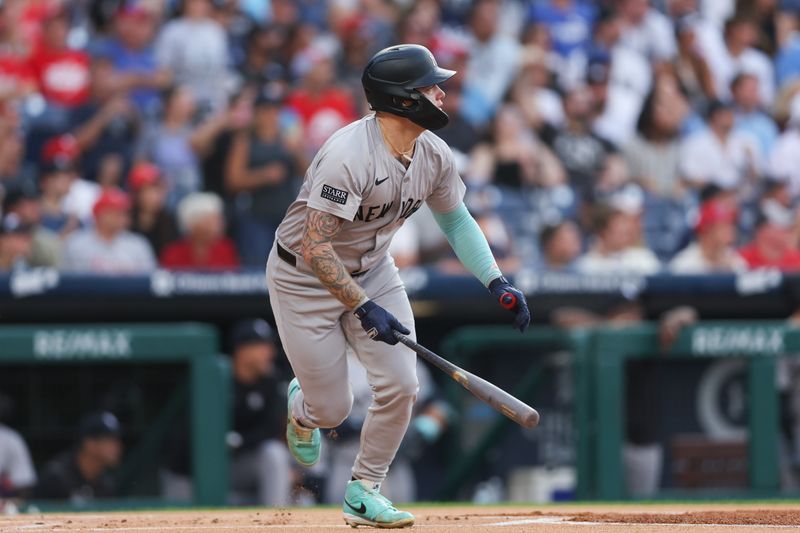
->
[235, 342, 276, 379]
[419, 85, 445, 109]
[86, 436, 123, 467]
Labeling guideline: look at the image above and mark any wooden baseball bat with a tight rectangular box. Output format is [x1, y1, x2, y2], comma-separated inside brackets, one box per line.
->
[394, 332, 540, 428]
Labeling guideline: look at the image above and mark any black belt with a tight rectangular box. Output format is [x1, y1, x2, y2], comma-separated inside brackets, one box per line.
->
[276, 241, 369, 277]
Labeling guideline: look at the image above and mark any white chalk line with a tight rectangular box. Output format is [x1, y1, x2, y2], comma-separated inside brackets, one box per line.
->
[486, 517, 568, 526]
[485, 517, 800, 529]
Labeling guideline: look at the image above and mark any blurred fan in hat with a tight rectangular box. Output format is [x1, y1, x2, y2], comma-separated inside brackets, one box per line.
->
[669, 196, 747, 273]
[1, 184, 61, 268]
[61, 187, 156, 274]
[39, 135, 101, 231]
[0, 212, 35, 270]
[128, 162, 178, 257]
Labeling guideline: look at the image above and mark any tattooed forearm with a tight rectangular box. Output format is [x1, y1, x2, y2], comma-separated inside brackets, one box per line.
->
[301, 208, 366, 309]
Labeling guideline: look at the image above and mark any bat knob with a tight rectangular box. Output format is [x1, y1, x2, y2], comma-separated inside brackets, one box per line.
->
[500, 292, 516, 310]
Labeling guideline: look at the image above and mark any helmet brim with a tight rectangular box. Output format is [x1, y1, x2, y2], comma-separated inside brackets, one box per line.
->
[408, 66, 456, 89]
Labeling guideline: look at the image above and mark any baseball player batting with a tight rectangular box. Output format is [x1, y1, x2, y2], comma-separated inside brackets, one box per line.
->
[265, 44, 530, 529]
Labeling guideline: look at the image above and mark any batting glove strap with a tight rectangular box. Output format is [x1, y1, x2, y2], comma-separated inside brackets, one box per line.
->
[488, 277, 531, 333]
[354, 300, 378, 320]
[488, 276, 510, 293]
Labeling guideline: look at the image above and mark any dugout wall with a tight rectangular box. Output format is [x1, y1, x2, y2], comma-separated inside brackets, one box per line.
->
[591, 321, 789, 500]
[0, 323, 230, 507]
[440, 321, 797, 502]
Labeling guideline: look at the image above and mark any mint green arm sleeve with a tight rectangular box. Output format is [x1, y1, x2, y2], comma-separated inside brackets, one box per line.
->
[431, 203, 503, 287]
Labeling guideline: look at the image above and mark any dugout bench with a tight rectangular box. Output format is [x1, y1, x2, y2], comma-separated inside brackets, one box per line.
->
[0, 323, 230, 507]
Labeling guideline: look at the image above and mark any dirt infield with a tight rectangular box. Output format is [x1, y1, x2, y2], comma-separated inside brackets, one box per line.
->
[1, 503, 800, 532]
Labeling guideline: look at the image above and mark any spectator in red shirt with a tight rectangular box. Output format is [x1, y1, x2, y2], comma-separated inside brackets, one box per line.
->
[160, 192, 239, 270]
[286, 43, 356, 155]
[0, 55, 35, 108]
[0, 0, 36, 110]
[14, 0, 57, 51]
[27, 5, 91, 109]
[669, 195, 748, 273]
[739, 211, 800, 271]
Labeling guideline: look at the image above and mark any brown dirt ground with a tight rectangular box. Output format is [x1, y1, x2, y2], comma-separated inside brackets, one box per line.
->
[1, 503, 800, 532]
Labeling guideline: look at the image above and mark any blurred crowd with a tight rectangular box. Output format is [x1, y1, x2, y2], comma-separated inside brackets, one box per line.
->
[3, 0, 800, 274]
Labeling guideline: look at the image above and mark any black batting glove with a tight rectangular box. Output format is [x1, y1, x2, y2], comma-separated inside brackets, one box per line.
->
[354, 300, 411, 345]
[489, 276, 530, 333]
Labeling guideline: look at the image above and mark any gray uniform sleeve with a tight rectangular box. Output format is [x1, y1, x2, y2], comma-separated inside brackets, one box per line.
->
[425, 143, 466, 214]
[306, 156, 364, 221]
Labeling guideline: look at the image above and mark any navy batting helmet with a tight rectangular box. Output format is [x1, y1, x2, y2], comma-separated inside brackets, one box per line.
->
[362, 44, 456, 131]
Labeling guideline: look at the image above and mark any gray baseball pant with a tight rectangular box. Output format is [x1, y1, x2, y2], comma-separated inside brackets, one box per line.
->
[266, 243, 418, 483]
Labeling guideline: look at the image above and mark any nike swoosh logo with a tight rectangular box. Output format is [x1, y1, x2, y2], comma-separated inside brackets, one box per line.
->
[375, 176, 390, 186]
[345, 500, 367, 514]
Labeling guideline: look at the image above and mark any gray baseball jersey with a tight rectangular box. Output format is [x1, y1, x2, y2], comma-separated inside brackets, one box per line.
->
[275, 114, 465, 273]
[267, 113, 465, 485]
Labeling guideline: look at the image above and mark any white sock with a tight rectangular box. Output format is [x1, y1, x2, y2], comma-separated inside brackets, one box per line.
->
[355, 478, 381, 492]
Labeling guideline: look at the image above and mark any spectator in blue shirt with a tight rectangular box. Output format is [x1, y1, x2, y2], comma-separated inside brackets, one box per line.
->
[97, 5, 171, 117]
[731, 72, 778, 156]
[776, 1, 800, 89]
[527, 0, 596, 60]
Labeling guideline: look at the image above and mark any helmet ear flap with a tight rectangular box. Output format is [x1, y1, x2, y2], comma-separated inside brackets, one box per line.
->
[364, 87, 374, 110]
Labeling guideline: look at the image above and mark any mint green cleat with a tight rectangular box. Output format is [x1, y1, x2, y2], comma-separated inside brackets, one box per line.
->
[342, 480, 415, 529]
[286, 378, 321, 467]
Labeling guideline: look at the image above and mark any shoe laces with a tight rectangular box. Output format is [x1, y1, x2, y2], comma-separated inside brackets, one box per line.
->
[363, 484, 396, 510]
